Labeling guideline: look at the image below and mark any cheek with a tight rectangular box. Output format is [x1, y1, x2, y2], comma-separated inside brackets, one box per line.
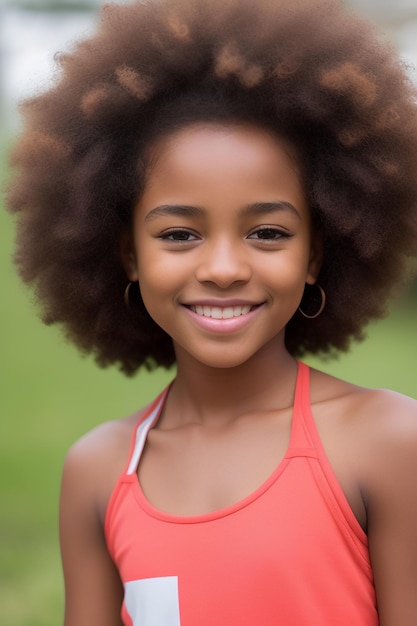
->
[138, 256, 181, 287]
[136, 243, 183, 309]
[260, 247, 311, 287]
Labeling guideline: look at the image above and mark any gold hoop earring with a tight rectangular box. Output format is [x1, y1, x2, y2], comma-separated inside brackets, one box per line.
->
[298, 283, 326, 319]
[124, 281, 138, 308]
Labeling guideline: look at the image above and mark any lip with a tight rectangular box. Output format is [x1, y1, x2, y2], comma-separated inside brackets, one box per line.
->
[182, 298, 260, 307]
[182, 302, 265, 334]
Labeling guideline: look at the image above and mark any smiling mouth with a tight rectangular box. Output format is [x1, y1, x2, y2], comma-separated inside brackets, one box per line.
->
[187, 304, 260, 319]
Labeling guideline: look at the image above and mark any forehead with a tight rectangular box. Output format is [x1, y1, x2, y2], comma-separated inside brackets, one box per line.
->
[148, 122, 300, 180]
[139, 122, 309, 218]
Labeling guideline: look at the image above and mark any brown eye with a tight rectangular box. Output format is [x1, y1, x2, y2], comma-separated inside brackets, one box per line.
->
[248, 228, 290, 240]
[160, 229, 199, 242]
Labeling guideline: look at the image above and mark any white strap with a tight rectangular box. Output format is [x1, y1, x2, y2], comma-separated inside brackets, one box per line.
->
[126, 392, 168, 475]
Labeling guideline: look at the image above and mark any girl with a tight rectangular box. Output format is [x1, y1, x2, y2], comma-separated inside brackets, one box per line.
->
[6, 0, 417, 624]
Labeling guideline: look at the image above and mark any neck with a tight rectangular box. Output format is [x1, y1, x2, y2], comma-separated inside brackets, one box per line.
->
[163, 341, 299, 428]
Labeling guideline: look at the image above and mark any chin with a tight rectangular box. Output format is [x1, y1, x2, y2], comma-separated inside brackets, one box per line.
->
[176, 344, 273, 371]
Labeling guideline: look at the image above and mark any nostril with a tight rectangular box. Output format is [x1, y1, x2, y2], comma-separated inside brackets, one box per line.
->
[195, 254, 252, 287]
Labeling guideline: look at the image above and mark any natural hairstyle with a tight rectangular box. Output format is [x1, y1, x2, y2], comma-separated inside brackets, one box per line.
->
[6, 0, 417, 374]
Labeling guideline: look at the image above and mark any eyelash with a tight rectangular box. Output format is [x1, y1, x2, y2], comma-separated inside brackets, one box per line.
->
[159, 227, 291, 243]
[247, 227, 291, 241]
[159, 229, 200, 242]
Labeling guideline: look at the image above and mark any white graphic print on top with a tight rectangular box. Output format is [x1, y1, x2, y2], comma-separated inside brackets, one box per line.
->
[124, 576, 181, 625]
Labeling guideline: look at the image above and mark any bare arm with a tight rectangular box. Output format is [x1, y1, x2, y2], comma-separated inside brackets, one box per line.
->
[59, 424, 130, 626]
[364, 392, 417, 625]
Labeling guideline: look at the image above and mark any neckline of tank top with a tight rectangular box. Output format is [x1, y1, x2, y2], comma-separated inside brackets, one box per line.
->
[124, 362, 320, 524]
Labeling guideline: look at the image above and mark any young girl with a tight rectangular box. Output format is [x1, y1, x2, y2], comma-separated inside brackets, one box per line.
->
[6, 0, 417, 624]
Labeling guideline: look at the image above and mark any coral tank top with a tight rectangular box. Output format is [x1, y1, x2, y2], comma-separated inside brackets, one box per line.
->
[105, 362, 378, 625]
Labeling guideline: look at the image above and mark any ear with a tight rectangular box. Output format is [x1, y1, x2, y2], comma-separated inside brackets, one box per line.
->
[306, 231, 323, 285]
[119, 231, 139, 282]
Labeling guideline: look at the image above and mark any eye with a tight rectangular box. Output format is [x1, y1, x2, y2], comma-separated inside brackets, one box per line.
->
[160, 229, 200, 242]
[248, 227, 291, 241]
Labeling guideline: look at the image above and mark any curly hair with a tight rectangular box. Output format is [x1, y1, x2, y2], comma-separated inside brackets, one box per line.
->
[5, 0, 417, 374]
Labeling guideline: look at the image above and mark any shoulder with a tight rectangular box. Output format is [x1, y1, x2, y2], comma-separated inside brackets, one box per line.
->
[310, 368, 417, 531]
[59, 415, 149, 626]
[354, 388, 417, 487]
[306, 368, 417, 622]
[358, 386, 417, 438]
[61, 406, 148, 522]
[310, 366, 417, 482]
[339, 386, 417, 622]
[310, 365, 417, 421]
[311, 365, 417, 438]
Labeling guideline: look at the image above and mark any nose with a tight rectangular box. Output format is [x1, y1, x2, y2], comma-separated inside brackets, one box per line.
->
[195, 236, 252, 288]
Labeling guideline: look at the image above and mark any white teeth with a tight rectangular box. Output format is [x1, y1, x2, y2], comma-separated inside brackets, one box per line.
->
[211, 307, 223, 319]
[189, 305, 254, 318]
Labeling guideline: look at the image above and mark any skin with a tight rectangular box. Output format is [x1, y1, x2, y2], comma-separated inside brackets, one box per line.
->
[60, 123, 417, 626]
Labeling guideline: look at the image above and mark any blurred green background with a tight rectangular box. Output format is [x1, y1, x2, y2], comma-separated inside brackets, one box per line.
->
[1, 1, 416, 625]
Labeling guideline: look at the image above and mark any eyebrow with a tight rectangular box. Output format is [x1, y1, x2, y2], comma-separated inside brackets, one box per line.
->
[144, 201, 301, 222]
[241, 201, 301, 219]
[145, 204, 203, 222]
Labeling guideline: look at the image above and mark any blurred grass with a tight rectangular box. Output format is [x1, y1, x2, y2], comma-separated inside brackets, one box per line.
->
[0, 156, 174, 625]
[1, 150, 416, 626]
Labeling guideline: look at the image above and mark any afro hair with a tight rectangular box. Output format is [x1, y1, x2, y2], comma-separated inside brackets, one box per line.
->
[6, 0, 417, 374]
